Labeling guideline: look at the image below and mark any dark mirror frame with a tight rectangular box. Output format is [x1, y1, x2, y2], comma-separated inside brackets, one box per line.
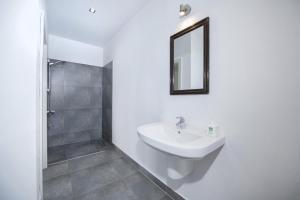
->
[170, 17, 209, 95]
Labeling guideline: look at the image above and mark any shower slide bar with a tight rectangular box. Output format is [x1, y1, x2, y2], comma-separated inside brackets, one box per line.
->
[47, 59, 64, 115]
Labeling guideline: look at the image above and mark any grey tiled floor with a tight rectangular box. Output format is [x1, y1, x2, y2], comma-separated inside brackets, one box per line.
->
[43, 146, 173, 200]
[48, 140, 107, 164]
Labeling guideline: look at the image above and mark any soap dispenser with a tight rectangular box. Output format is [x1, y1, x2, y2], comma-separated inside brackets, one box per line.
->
[208, 121, 219, 137]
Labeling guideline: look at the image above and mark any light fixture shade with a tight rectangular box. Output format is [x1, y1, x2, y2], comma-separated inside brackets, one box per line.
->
[179, 4, 191, 17]
[89, 8, 96, 14]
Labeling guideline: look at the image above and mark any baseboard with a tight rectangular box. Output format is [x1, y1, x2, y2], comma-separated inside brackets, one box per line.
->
[112, 144, 186, 200]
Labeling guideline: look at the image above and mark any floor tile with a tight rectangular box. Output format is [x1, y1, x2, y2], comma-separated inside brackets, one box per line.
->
[71, 163, 120, 196]
[44, 145, 177, 200]
[65, 142, 97, 159]
[48, 148, 66, 164]
[44, 175, 73, 200]
[75, 181, 138, 200]
[124, 173, 166, 200]
[44, 162, 69, 181]
[65, 140, 106, 159]
[109, 158, 137, 179]
[68, 149, 121, 173]
[48, 140, 107, 164]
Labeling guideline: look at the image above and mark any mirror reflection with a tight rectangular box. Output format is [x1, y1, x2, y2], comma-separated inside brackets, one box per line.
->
[173, 26, 204, 90]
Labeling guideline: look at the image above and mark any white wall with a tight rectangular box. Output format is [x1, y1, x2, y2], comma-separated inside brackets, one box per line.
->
[0, 0, 44, 199]
[104, 0, 300, 200]
[48, 34, 103, 66]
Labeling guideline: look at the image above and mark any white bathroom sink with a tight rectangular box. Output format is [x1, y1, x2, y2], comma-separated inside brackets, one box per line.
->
[137, 122, 225, 159]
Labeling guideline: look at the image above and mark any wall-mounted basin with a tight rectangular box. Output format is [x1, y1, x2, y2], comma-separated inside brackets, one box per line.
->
[137, 122, 225, 159]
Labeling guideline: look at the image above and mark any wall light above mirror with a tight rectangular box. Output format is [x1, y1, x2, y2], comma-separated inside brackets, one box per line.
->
[179, 4, 191, 17]
[170, 17, 209, 95]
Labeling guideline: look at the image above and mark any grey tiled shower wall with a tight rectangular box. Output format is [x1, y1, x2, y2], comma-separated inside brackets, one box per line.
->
[102, 62, 113, 143]
[48, 60, 103, 147]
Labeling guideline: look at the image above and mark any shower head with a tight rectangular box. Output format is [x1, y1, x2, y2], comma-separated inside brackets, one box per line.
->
[48, 59, 64, 66]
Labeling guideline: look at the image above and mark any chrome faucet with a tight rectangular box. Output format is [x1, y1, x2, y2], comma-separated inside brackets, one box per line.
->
[176, 116, 185, 131]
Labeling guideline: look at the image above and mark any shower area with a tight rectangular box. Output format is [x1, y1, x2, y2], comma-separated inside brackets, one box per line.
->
[46, 59, 112, 164]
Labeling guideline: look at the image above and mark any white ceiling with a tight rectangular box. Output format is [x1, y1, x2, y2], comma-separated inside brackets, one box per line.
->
[46, 0, 151, 47]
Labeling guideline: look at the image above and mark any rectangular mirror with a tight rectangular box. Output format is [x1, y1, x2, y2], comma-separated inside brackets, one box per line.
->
[170, 17, 209, 95]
